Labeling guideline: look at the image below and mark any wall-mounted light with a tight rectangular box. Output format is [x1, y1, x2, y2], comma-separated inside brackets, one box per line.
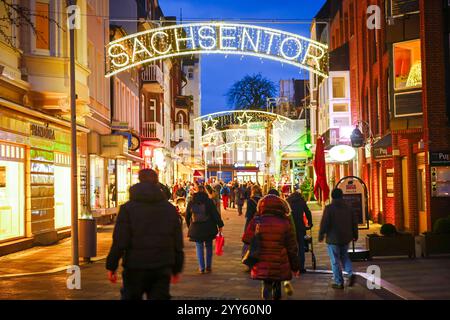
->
[329, 145, 356, 162]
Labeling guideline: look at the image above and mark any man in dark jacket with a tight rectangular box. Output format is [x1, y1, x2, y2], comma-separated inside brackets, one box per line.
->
[287, 190, 313, 273]
[106, 169, 184, 300]
[319, 188, 358, 289]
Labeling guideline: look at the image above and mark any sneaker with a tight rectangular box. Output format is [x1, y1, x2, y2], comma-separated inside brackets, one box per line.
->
[331, 283, 344, 289]
[205, 267, 212, 273]
[299, 269, 307, 274]
[348, 274, 356, 287]
[198, 269, 205, 274]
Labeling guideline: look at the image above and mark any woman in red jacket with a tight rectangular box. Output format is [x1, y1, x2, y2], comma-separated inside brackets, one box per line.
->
[242, 194, 300, 300]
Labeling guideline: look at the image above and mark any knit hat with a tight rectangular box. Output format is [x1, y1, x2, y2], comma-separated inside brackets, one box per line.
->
[257, 194, 290, 215]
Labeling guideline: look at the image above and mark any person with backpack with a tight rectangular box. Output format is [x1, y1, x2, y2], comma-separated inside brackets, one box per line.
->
[220, 184, 231, 210]
[242, 194, 300, 300]
[186, 185, 224, 274]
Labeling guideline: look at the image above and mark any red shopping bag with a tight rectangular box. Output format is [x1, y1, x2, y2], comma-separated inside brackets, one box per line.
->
[215, 232, 225, 256]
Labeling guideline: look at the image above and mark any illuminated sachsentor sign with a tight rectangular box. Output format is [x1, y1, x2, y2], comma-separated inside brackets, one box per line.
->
[105, 22, 329, 78]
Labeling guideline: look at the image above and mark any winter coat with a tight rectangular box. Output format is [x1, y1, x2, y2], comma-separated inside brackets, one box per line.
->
[237, 187, 246, 206]
[220, 186, 230, 196]
[106, 182, 184, 274]
[242, 211, 300, 281]
[287, 192, 313, 237]
[185, 191, 224, 242]
[319, 199, 359, 245]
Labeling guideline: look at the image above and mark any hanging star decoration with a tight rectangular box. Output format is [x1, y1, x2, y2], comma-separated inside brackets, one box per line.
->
[237, 112, 253, 127]
[202, 116, 219, 131]
[276, 115, 287, 127]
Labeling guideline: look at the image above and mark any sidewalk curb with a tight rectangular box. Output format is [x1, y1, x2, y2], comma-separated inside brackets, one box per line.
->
[306, 269, 423, 300]
[0, 255, 107, 279]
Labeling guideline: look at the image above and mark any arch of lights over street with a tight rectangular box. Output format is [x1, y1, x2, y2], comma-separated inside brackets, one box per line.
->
[195, 110, 296, 181]
[105, 22, 329, 78]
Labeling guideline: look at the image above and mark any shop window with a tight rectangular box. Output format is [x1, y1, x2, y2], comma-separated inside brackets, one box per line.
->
[0, 159, 25, 242]
[333, 103, 349, 112]
[393, 40, 422, 90]
[90, 156, 105, 210]
[332, 77, 346, 98]
[54, 164, 71, 229]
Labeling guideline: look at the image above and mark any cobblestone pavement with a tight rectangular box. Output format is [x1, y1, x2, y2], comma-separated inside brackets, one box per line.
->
[0, 202, 449, 299]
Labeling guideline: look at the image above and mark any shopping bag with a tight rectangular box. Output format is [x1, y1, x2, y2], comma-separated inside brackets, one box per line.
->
[215, 232, 225, 256]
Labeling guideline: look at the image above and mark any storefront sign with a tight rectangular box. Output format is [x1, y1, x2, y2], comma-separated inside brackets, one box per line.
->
[386, 168, 395, 197]
[30, 123, 55, 140]
[329, 145, 356, 162]
[111, 121, 129, 130]
[335, 176, 369, 229]
[430, 151, 450, 166]
[100, 135, 128, 157]
[374, 146, 392, 159]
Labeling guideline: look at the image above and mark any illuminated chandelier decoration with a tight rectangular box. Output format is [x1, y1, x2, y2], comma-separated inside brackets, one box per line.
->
[105, 22, 329, 78]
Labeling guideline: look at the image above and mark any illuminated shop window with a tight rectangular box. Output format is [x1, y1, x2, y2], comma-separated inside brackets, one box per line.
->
[0, 160, 25, 242]
[89, 155, 105, 210]
[393, 40, 422, 90]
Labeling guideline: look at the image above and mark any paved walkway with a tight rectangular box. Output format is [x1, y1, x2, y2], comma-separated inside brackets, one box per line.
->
[0, 202, 449, 300]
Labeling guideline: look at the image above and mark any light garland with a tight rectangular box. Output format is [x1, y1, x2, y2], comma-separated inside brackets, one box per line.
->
[106, 22, 329, 78]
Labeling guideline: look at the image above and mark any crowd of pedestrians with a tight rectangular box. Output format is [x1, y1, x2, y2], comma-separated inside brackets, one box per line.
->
[106, 170, 358, 300]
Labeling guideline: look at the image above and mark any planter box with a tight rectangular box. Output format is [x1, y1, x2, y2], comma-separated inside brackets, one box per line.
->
[366, 234, 415, 258]
[421, 233, 450, 257]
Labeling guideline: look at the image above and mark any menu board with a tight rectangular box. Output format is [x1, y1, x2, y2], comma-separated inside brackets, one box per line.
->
[342, 193, 364, 225]
[79, 156, 87, 207]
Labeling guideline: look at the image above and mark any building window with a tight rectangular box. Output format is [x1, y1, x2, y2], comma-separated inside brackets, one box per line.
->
[393, 40, 422, 90]
[237, 150, 244, 161]
[246, 150, 253, 162]
[256, 151, 262, 162]
[35, 2, 50, 51]
[188, 68, 194, 79]
[332, 103, 349, 112]
[332, 77, 346, 98]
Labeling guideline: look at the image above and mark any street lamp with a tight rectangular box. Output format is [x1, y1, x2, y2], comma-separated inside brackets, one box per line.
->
[350, 120, 373, 148]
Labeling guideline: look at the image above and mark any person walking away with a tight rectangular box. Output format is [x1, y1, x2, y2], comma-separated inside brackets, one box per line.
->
[186, 185, 224, 274]
[319, 188, 358, 289]
[242, 195, 300, 300]
[229, 183, 236, 209]
[176, 183, 187, 199]
[237, 184, 246, 216]
[244, 185, 263, 231]
[287, 189, 313, 274]
[220, 184, 230, 210]
[205, 184, 221, 215]
[106, 169, 184, 300]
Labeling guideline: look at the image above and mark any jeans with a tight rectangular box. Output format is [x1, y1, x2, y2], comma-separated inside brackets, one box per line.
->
[297, 233, 306, 270]
[195, 240, 213, 271]
[261, 281, 282, 300]
[327, 244, 353, 285]
[121, 267, 171, 300]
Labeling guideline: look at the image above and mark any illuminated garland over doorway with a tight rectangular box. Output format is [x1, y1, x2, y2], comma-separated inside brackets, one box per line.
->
[105, 22, 329, 77]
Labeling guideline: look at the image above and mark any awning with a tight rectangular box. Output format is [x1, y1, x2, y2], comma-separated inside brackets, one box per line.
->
[372, 133, 392, 159]
[193, 170, 204, 177]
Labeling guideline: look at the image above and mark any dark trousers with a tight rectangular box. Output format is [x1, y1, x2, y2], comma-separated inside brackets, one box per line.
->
[297, 232, 306, 271]
[121, 267, 172, 300]
[261, 281, 282, 300]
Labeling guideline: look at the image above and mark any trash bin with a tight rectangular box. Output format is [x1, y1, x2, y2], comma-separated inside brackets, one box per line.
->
[79, 218, 97, 261]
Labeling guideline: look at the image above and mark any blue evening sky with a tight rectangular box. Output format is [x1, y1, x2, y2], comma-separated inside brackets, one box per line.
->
[158, 0, 326, 115]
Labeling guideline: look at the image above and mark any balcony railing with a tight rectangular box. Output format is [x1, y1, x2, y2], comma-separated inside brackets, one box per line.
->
[141, 65, 164, 90]
[141, 122, 164, 141]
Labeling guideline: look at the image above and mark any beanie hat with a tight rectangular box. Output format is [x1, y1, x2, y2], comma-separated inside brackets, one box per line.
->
[257, 194, 290, 215]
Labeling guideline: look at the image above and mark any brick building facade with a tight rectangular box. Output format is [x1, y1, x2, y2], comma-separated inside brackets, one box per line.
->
[313, 0, 449, 235]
